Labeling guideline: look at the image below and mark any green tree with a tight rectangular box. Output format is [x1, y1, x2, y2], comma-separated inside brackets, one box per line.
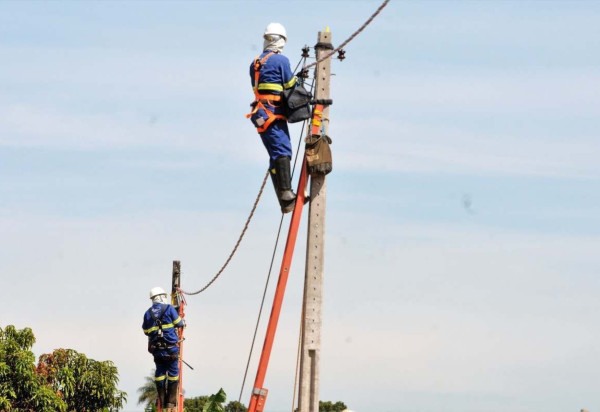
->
[137, 371, 158, 412]
[0, 324, 127, 412]
[203, 388, 227, 412]
[0, 325, 66, 411]
[319, 400, 348, 412]
[224, 400, 247, 412]
[136, 381, 248, 412]
[183, 389, 247, 412]
[37, 348, 127, 411]
[184, 395, 209, 412]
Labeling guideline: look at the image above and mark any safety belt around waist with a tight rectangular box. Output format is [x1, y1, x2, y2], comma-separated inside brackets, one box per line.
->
[246, 52, 286, 133]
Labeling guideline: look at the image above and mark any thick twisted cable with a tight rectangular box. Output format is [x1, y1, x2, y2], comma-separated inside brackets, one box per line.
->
[304, 0, 390, 70]
[179, 170, 270, 296]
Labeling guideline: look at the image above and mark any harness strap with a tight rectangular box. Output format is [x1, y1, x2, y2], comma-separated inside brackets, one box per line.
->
[257, 112, 286, 133]
[258, 94, 282, 102]
[246, 52, 287, 132]
[150, 304, 169, 332]
[252, 52, 275, 98]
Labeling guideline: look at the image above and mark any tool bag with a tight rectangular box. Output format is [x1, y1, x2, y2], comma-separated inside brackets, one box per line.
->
[282, 82, 312, 123]
[305, 134, 333, 175]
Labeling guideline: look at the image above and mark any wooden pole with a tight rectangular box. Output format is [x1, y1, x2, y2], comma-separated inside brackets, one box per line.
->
[171, 261, 181, 303]
[298, 28, 332, 412]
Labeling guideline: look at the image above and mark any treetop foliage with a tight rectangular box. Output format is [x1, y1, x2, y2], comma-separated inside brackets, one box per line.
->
[0, 324, 126, 412]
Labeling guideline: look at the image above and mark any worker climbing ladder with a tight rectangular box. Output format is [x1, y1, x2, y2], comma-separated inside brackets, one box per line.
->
[170, 261, 187, 412]
[247, 28, 334, 412]
[164, 2, 389, 410]
[154, 261, 187, 412]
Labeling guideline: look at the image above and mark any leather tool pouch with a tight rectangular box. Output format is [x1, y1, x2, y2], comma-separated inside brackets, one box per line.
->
[305, 135, 333, 175]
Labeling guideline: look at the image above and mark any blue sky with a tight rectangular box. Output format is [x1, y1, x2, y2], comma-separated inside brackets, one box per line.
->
[2, 1, 600, 411]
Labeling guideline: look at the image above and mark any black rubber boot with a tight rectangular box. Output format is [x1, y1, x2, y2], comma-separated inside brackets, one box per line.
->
[156, 381, 166, 409]
[269, 168, 280, 198]
[270, 166, 295, 214]
[274, 157, 296, 201]
[165, 379, 179, 409]
[274, 157, 296, 213]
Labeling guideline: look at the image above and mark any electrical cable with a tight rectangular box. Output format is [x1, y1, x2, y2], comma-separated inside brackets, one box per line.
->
[304, 0, 390, 70]
[178, 171, 269, 296]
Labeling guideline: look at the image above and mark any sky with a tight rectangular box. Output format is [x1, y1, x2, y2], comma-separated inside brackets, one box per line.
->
[1, 0, 600, 411]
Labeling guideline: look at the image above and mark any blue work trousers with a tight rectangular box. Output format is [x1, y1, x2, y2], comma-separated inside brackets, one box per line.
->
[260, 120, 292, 169]
[153, 346, 180, 383]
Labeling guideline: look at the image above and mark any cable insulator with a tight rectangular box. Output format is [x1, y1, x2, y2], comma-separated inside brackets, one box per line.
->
[301, 46, 310, 59]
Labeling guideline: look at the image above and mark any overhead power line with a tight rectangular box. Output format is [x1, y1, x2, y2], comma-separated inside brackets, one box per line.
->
[304, 0, 391, 70]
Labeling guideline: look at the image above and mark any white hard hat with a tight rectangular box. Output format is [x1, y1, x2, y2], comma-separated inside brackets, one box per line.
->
[264, 22, 287, 41]
[149, 286, 167, 299]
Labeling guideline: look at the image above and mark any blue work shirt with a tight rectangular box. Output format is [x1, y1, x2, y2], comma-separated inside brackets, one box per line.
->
[142, 303, 183, 346]
[250, 50, 296, 98]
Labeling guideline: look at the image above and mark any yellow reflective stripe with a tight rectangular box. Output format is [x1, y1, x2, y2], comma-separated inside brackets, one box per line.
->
[283, 77, 297, 89]
[145, 323, 175, 333]
[167, 375, 179, 381]
[155, 375, 166, 382]
[258, 83, 283, 92]
[173, 316, 182, 325]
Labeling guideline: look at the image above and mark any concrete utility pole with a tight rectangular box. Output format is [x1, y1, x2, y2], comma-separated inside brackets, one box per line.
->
[298, 28, 332, 412]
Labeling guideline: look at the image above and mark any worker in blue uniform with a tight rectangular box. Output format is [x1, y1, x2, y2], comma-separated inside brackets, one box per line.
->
[248, 22, 298, 213]
[142, 287, 185, 411]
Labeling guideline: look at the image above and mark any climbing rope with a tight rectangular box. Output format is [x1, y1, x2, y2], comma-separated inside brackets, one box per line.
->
[178, 170, 269, 296]
[304, 0, 390, 70]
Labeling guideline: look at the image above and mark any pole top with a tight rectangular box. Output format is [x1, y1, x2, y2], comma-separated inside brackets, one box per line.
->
[324, 26, 331, 32]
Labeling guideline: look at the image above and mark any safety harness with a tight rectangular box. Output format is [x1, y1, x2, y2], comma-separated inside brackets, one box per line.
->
[246, 52, 287, 133]
[148, 304, 170, 352]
